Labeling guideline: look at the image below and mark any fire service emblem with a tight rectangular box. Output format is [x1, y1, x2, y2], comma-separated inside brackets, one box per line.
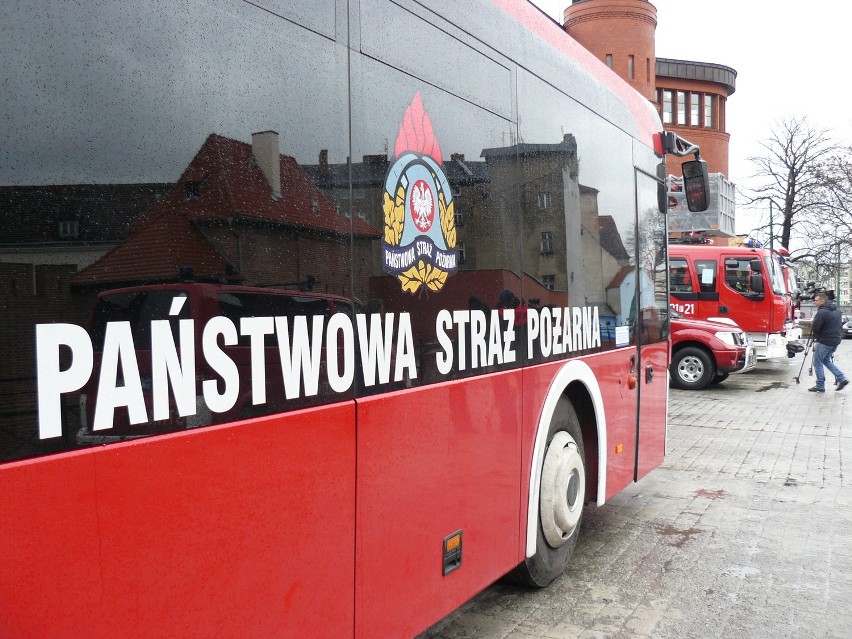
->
[382, 92, 457, 294]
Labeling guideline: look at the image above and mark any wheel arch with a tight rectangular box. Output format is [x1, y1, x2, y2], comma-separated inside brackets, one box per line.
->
[524, 359, 607, 559]
[671, 339, 711, 356]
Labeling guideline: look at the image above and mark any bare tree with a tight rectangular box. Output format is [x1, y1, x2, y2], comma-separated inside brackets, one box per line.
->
[744, 116, 840, 252]
[810, 149, 852, 258]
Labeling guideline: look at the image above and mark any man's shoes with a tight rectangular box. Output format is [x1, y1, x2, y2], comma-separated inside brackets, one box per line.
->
[808, 386, 825, 393]
[837, 380, 849, 391]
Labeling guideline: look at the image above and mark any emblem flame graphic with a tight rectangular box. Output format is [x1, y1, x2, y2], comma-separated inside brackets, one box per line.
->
[394, 92, 442, 164]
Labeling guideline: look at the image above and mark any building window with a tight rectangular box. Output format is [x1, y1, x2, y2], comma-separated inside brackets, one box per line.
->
[677, 91, 686, 125]
[628, 55, 634, 79]
[704, 94, 715, 128]
[605, 54, 613, 69]
[540, 231, 554, 255]
[542, 274, 555, 291]
[690, 92, 700, 126]
[646, 58, 651, 82]
[457, 242, 466, 264]
[455, 211, 465, 227]
[185, 181, 201, 200]
[537, 192, 551, 209]
[662, 90, 673, 124]
[58, 220, 79, 238]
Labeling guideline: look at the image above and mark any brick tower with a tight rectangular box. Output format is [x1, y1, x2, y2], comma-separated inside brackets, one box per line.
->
[564, 0, 657, 102]
[563, 0, 735, 180]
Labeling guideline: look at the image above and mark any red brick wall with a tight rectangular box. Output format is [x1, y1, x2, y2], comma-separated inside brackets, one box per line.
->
[565, 0, 732, 177]
[565, 0, 658, 101]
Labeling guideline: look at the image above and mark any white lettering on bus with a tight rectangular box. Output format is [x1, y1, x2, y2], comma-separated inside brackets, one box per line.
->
[36, 323, 93, 439]
[394, 312, 417, 382]
[435, 310, 454, 375]
[201, 317, 240, 413]
[241, 316, 275, 405]
[325, 313, 355, 393]
[151, 318, 196, 422]
[34, 306, 602, 439]
[527, 306, 601, 359]
[357, 313, 395, 386]
[94, 321, 147, 431]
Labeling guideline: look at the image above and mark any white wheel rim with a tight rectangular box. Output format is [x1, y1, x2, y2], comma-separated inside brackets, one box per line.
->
[677, 355, 704, 383]
[540, 431, 585, 548]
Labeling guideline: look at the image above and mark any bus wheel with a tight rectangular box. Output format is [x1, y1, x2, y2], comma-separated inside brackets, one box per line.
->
[508, 398, 586, 587]
[671, 347, 714, 390]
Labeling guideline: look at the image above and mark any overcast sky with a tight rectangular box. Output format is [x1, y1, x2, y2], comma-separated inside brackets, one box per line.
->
[532, 0, 852, 236]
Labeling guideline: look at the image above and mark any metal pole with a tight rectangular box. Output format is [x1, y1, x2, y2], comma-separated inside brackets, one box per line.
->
[837, 242, 841, 302]
[769, 201, 774, 251]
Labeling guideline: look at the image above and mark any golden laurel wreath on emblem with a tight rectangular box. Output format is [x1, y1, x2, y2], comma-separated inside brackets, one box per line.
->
[383, 182, 455, 294]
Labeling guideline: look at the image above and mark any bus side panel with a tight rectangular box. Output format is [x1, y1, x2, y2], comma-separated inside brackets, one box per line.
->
[354, 372, 522, 639]
[0, 405, 356, 639]
[637, 341, 668, 479]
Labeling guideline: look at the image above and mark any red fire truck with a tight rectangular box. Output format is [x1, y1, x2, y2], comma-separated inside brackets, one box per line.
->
[669, 243, 796, 359]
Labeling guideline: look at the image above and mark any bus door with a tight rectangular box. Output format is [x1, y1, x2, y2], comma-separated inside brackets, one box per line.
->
[635, 170, 667, 479]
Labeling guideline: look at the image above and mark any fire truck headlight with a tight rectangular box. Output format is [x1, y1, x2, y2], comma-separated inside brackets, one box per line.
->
[714, 331, 739, 347]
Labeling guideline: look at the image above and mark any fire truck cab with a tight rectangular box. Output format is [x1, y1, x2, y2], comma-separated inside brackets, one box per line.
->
[669, 244, 793, 359]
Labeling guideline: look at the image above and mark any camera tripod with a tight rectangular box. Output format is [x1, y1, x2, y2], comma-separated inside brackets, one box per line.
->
[794, 336, 814, 384]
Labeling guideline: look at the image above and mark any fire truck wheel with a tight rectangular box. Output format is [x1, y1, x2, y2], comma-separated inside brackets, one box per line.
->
[507, 396, 586, 587]
[671, 347, 715, 390]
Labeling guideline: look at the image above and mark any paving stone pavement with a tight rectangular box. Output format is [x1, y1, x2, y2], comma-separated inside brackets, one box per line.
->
[420, 341, 852, 639]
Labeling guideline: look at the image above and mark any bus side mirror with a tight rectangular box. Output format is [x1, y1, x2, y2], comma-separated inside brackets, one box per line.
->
[682, 158, 709, 212]
[750, 273, 764, 294]
[749, 259, 762, 273]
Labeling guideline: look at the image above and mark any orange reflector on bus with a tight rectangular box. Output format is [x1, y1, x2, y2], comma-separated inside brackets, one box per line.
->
[442, 530, 463, 576]
[615, 443, 624, 454]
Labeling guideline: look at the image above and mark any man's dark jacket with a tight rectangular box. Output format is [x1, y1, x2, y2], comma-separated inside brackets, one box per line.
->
[812, 300, 842, 347]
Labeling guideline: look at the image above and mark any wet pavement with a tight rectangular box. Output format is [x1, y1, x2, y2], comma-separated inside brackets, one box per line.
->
[420, 341, 852, 639]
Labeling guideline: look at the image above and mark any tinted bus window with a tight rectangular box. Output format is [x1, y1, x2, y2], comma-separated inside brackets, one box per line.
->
[91, 290, 190, 349]
[2, 0, 355, 460]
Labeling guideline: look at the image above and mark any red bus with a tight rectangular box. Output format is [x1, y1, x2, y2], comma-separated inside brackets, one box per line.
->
[668, 243, 796, 359]
[0, 1, 704, 636]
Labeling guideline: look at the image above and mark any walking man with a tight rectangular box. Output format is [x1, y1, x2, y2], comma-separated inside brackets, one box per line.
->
[809, 291, 849, 392]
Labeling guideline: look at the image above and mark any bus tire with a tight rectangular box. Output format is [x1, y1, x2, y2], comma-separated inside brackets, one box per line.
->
[670, 347, 715, 390]
[508, 397, 586, 587]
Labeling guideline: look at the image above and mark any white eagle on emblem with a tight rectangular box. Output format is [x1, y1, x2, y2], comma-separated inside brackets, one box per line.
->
[412, 181, 433, 230]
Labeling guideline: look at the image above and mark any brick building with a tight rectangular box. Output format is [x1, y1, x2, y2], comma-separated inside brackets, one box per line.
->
[563, 0, 737, 197]
[563, 0, 737, 237]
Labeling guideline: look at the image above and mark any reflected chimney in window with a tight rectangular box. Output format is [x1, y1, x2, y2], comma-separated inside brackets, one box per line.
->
[251, 130, 281, 198]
